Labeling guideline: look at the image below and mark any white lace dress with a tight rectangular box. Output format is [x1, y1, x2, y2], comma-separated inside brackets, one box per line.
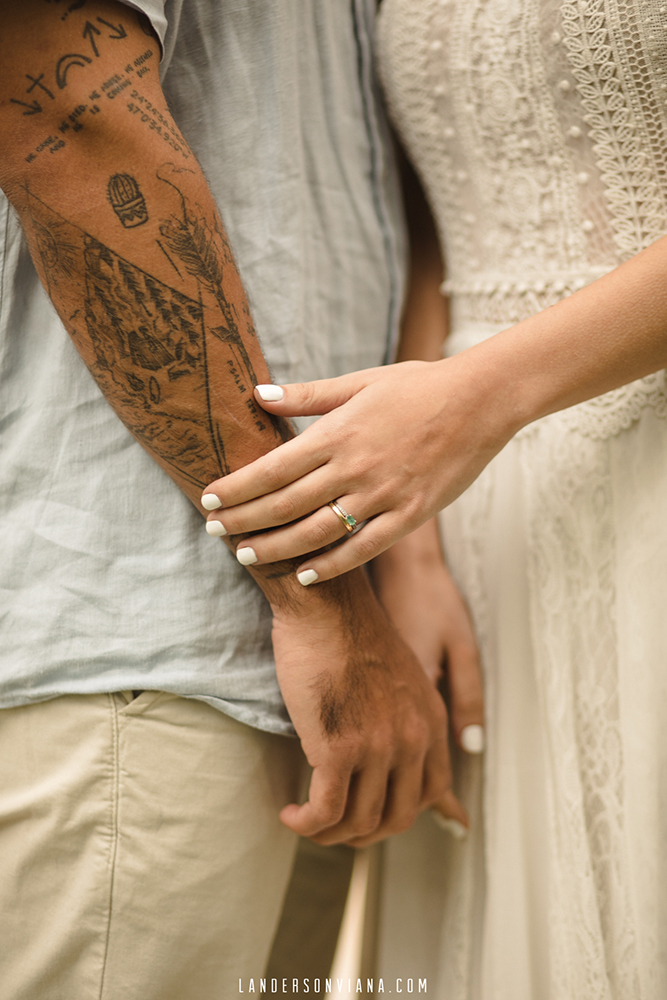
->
[376, 2, 667, 998]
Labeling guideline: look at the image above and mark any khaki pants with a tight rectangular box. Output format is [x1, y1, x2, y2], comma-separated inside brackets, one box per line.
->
[0, 691, 306, 1000]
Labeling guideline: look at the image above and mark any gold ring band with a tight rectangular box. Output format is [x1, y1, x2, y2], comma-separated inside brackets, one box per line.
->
[328, 499, 357, 533]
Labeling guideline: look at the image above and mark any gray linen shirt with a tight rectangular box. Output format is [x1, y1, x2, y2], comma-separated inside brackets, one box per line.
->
[0, 0, 406, 733]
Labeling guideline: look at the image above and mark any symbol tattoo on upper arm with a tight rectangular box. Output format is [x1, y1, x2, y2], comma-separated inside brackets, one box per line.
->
[82, 20, 101, 57]
[26, 74, 55, 99]
[10, 8, 140, 117]
[81, 18, 126, 57]
[96, 17, 127, 40]
[56, 52, 93, 89]
[10, 74, 58, 115]
[10, 98, 43, 116]
[108, 174, 148, 228]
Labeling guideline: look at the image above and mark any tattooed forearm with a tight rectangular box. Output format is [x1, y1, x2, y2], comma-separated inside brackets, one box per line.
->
[2, 0, 302, 608]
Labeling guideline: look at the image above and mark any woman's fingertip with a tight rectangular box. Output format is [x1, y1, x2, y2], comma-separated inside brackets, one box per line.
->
[297, 568, 319, 586]
[201, 492, 222, 511]
[255, 384, 285, 402]
[236, 546, 258, 566]
[431, 811, 468, 839]
[461, 724, 485, 754]
[205, 519, 227, 537]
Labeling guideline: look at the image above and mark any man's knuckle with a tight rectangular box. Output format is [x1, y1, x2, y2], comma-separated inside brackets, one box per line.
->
[387, 808, 418, 836]
[401, 717, 430, 756]
[427, 696, 448, 728]
[353, 814, 381, 838]
[315, 801, 344, 827]
[363, 728, 392, 762]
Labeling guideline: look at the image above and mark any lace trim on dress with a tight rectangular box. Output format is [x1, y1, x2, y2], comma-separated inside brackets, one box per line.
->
[560, 0, 667, 258]
[441, 267, 611, 324]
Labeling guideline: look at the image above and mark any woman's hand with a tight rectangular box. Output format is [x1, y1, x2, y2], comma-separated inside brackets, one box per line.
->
[200, 353, 516, 583]
[201, 231, 667, 587]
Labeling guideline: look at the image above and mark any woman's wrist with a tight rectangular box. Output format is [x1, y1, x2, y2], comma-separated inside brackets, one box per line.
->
[438, 309, 575, 445]
[430, 344, 527, 459]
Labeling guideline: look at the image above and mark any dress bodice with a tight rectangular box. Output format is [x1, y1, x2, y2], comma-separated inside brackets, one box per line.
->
[378, 0, 667, 329]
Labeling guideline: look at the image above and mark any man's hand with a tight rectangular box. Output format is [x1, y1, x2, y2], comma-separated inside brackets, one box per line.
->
[271, 570, 467, 847]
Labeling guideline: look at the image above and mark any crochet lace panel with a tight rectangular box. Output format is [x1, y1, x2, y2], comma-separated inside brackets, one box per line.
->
[378, 0, 667, 440]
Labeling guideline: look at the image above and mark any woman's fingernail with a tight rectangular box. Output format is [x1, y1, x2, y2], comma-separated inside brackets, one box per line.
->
[431, 812, 468, 839]
[201, 493, 223, 511]
[256, 384, 285, 402]
[297, 569, 319, 587]
[236, 546, 258, 566]
[205, 520, 227, 537]
[461, 724, 485, 754]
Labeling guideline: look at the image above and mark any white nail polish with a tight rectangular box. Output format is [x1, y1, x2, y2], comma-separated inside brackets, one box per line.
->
[256, 384, 285, 402]
[461, 724, 485, 754]
[431, 812, 468, 839]
[205, 520, 227, 537]
[236, 546, 258, 566]
[201, 493, 223, 511]
[297, 569, 319, 587]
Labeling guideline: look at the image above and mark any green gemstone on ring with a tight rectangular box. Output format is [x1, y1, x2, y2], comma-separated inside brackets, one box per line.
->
[328, 500, 357, 532]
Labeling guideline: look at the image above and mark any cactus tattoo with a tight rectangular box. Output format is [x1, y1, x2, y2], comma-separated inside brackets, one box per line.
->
[108, 173, 148, 228]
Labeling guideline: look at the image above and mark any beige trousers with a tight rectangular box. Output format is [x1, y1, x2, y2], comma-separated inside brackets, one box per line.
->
[0, 691, 307, 1000]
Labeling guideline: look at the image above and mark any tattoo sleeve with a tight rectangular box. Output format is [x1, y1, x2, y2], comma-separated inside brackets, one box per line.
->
[0, 0, 308, 610]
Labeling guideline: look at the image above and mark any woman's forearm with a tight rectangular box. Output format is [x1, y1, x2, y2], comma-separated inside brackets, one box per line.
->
[465, 233, 667, 439]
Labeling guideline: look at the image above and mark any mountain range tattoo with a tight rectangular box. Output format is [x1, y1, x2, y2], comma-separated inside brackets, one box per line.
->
[23, 185, 297, 488]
